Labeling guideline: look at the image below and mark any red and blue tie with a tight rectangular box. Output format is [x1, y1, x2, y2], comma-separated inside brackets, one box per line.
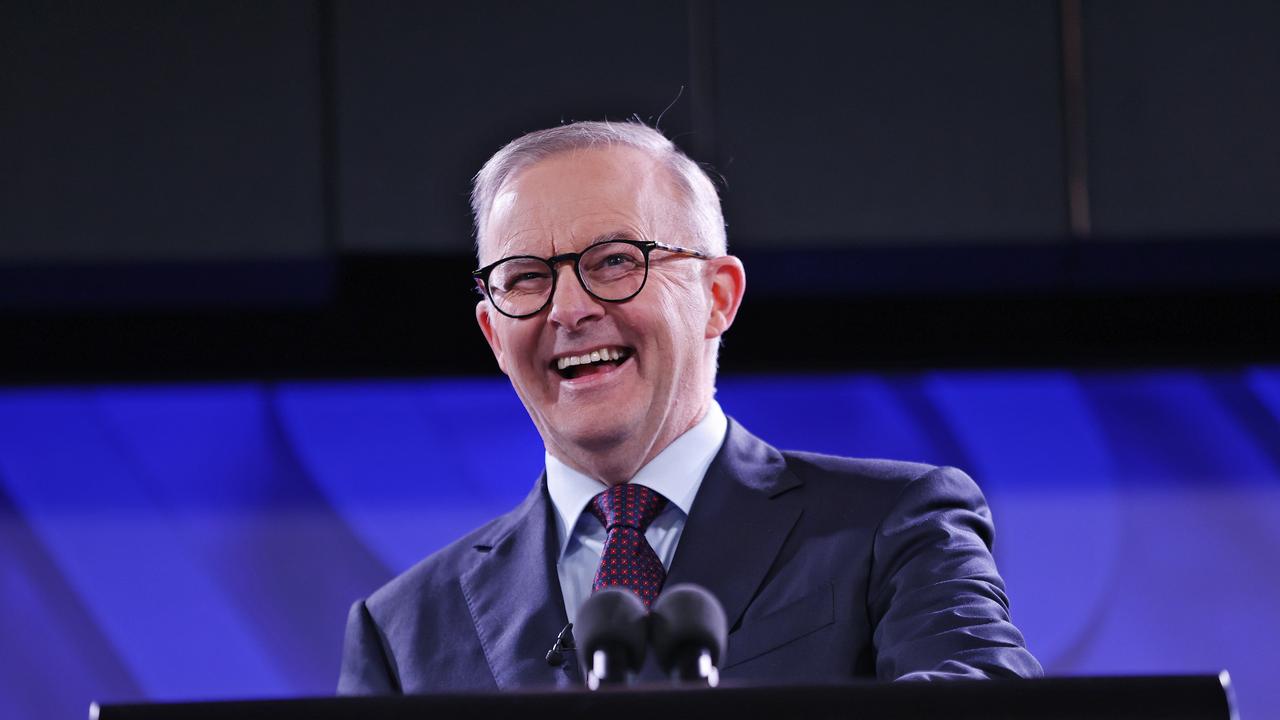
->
[588, 483, 669, 608]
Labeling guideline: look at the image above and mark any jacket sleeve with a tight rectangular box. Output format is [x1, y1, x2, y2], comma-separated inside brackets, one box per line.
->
[867, 465, 1043, 680]
[337, 598, 402, 695]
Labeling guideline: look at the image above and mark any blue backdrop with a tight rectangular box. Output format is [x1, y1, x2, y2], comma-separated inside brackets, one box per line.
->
[2, 369, 1277, 718]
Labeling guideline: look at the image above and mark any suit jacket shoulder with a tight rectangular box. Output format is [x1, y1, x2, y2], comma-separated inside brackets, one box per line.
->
[778, 450, 939, 509]
[776, 451, 997, 553]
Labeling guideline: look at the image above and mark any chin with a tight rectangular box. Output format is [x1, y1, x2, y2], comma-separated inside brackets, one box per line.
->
[550, 409, 640, 454]
[565, 421, 634, 453]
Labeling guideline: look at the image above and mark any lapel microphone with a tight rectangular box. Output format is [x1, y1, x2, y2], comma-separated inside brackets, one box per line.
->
[545, 623, 576, 667]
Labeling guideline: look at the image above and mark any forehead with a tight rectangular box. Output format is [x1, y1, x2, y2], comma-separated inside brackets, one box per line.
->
[480, 146, 683, 262]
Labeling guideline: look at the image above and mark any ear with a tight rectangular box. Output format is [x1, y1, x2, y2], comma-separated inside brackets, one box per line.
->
[475, 297, 510, 375]
[704, 255, 745, 340]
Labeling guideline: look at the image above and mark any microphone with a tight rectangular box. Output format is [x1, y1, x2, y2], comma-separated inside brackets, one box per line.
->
[650, 584, 728, 687]
[545, 623, 575, 667]
[574, 588, 649, 689]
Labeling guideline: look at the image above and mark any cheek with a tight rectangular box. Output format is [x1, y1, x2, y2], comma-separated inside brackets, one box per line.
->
[668, 279, 710, 331]
[648, 284, 708, 352]
[502, 327, 544, 377]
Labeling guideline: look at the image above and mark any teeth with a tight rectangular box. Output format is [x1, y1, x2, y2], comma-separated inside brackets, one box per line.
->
[555, 348, 627, 371]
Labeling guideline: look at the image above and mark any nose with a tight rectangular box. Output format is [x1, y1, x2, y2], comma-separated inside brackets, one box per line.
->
[546, 263, 604, 330]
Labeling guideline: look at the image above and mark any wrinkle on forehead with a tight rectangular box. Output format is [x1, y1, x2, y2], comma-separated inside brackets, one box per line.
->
[479, 147, 685, 263]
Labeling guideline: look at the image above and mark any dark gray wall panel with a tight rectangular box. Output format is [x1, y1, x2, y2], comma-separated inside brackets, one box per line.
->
[333, 1, 693, 254]
[1, 2, 326, 262]
[1084, 0, 1280, 237]
[714, 1, 1066, 246]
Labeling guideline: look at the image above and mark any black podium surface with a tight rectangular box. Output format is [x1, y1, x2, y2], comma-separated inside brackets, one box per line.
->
[92, 674, 1236, 720]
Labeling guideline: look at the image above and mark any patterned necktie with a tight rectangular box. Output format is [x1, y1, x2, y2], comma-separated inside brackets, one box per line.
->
[588, 483, 669, 608]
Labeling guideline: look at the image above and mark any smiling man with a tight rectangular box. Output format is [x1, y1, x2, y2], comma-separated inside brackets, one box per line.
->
[338, 122, 1040, 693]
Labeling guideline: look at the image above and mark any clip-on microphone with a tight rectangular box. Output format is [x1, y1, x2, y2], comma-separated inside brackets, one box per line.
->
[545, 622, 576, 667]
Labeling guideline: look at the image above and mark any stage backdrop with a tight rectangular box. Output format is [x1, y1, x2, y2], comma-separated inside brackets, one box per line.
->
[2, 368, 1277, 719]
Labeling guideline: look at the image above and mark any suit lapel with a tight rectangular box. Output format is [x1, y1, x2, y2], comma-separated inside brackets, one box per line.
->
[458, 475, 580, 689]
[665, 419, 804, 632]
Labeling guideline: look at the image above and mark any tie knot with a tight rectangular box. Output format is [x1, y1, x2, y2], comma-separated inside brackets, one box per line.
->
[589, 483, 667, 532]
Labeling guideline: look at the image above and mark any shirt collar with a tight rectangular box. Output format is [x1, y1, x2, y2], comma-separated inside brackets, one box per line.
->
[545, 400, 728, 560]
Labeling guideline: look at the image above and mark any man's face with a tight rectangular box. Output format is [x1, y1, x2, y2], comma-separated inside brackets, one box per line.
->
[475, 146, 739, 476]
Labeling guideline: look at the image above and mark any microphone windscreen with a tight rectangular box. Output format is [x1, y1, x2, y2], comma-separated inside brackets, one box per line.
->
[574, 588, 649, 671]
[650, 583, 728, 672]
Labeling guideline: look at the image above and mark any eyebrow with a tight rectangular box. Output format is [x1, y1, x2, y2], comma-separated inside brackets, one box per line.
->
[487, 231, 642, 265]
[588, 230, 639, 245]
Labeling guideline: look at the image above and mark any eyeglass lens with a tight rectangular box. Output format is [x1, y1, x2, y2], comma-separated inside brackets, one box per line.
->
[487, 241, 648, 316]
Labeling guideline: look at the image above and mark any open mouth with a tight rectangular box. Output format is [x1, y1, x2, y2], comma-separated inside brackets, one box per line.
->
[551, 347, 633, 380]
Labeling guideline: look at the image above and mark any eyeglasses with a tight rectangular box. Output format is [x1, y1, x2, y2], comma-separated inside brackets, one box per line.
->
[472, 239, 709, 319]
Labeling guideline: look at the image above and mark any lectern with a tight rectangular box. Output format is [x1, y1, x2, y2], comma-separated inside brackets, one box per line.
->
[93, 674, 1236, 720]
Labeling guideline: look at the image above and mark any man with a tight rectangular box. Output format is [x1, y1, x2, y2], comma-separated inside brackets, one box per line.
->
[338, 121, 1041, 693]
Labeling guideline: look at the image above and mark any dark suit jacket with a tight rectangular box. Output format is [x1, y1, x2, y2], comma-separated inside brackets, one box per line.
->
[338, 419, 1041, 693]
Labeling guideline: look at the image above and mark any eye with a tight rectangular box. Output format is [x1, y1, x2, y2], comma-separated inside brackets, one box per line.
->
[583, 253, 643, 281]
[584, 245, 643, 270]
[491, 259, 552, 294]
[601, 253, 640, 268]
[504, 270, 550, 291]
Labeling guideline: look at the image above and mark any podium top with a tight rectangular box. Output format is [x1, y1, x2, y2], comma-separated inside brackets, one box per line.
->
[92, 673, 1237, 720]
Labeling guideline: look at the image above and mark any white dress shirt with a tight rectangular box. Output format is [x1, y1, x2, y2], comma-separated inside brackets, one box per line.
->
[545, 401, 729, 623]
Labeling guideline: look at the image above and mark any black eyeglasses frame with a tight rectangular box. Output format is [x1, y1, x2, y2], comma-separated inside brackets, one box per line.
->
[471, 239, 709, 319]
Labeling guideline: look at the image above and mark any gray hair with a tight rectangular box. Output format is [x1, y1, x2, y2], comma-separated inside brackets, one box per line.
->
[470, 121, 726, 261]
